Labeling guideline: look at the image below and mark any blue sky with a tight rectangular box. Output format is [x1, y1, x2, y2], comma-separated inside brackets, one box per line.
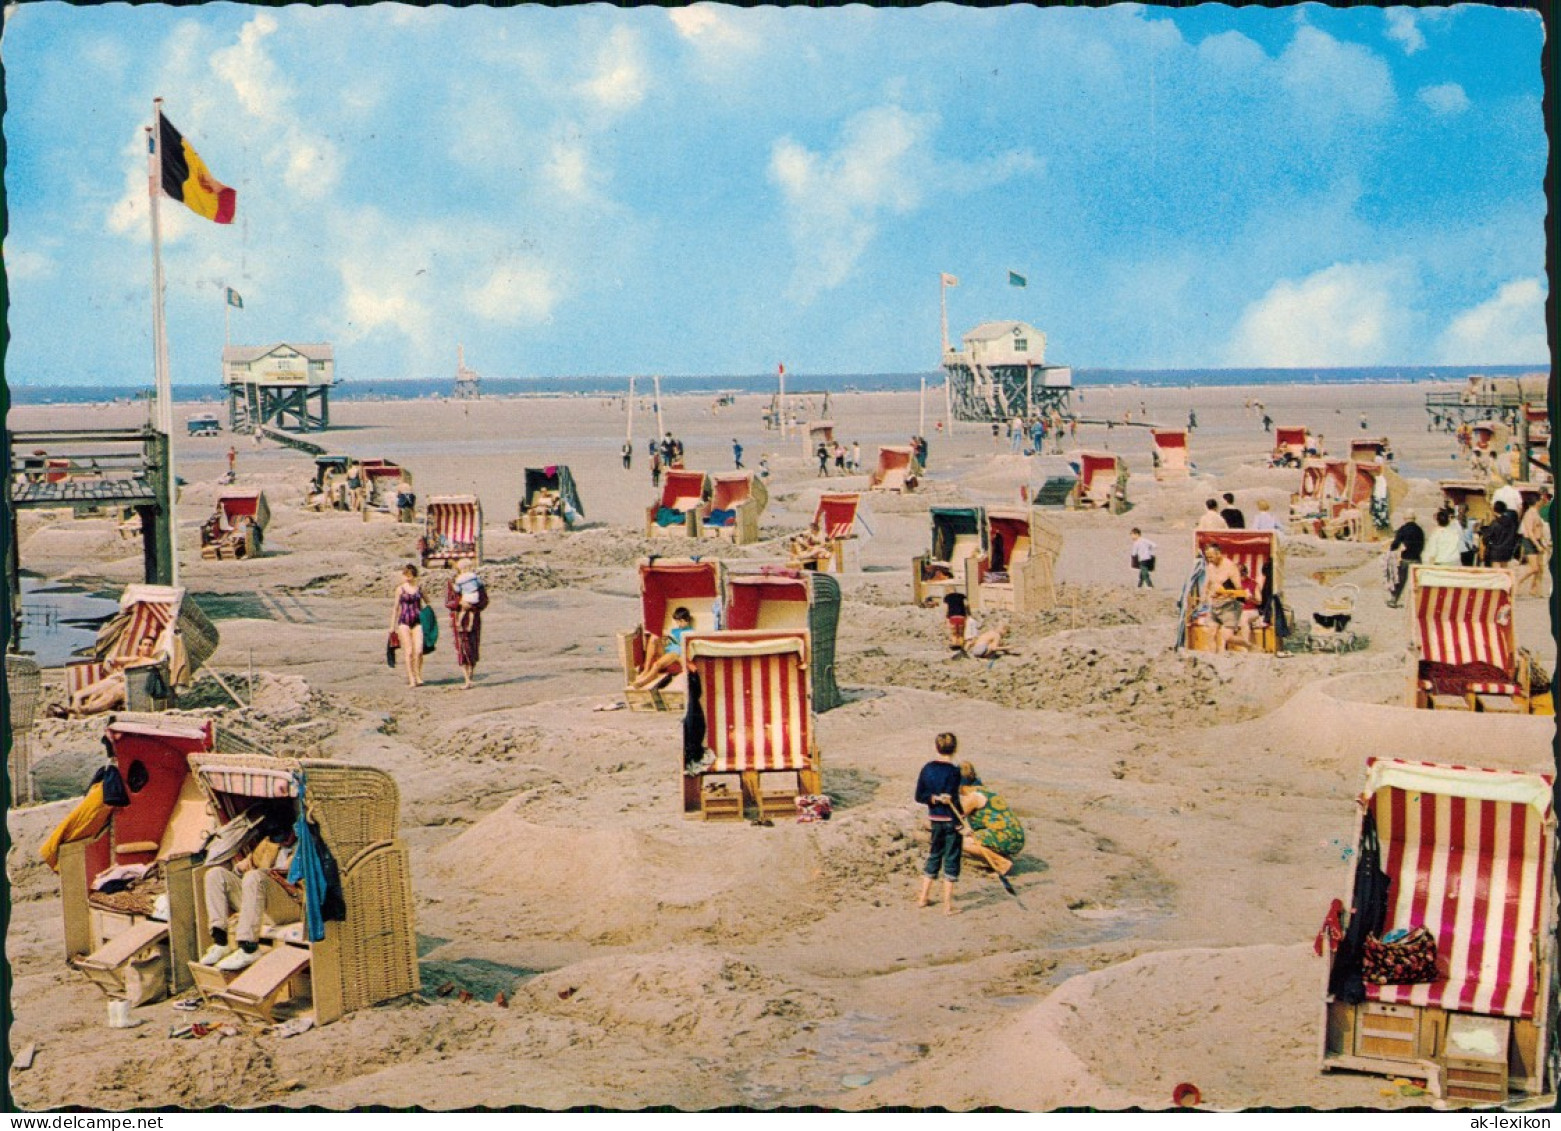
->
[2, 2, 1547, 387]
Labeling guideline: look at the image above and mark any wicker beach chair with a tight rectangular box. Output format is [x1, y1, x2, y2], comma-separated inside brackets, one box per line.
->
[617, 558, 724, 712]
[421, 495, 482, 569]
[681, 631, 822, 822]
[1150, 429, 1190, 480]
[1319, 758, 1557, 1101]
[645, 469, 710, 538]
[724, 568, 842, 712]
[1406, 565, 1535, 713]
[967, 506, 1060, 614]
[184, 752, 418, 1026]
[869, 446, 919, 493]
[701, 471, 768, 545]
[64, 585, 219, 716]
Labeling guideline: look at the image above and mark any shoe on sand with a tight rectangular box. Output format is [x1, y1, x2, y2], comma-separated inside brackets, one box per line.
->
[215, 947, 261, 973]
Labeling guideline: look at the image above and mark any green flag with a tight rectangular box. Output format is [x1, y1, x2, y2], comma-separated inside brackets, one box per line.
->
[1008, 271, 1027, 288]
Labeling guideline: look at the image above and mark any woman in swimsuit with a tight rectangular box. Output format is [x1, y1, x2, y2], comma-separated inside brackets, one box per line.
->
[390, 564, 427, 688]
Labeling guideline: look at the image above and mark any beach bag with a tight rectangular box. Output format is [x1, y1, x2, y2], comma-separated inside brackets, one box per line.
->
[386, 630, 400, 669]
[1362, 926, 1439, 986]
[419, 605, 439, 653]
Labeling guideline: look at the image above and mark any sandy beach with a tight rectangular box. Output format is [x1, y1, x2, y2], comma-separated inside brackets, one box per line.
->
[6, 379, 1554, 1111]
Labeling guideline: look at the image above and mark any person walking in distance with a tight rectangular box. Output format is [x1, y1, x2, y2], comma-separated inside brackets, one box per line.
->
[1130, 528, 1157, 589]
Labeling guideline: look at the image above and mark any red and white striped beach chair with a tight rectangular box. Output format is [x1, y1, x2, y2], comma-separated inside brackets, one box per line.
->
[1320, 758, 1557, 1100]
[701, 471, 768, 545]
[64, 585, 218, 714]
[1151, 429, 1190, 480]
[617, 559, 724, 713]
[1070, 452, 1127, 513]
[724, 568, 843, 713]
[421, 496, 482, 569]
[869, 446, 918, 493]
[681, 630, 821, 822]
[1407, 566, 1531, 713]
[645, 469, 710, 537]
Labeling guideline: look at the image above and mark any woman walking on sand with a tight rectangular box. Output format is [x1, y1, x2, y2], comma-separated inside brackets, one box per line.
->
[445, 557, 488, 688]
[390, 564, 428, 688]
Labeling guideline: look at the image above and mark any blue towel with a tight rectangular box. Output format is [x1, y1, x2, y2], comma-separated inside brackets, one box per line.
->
[707, 508, 736, 526]
[655, 506, 685, 527]
[287, 772, 347, 942]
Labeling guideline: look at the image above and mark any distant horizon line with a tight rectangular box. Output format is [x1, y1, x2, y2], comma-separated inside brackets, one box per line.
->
[9, 361, 1546, 391]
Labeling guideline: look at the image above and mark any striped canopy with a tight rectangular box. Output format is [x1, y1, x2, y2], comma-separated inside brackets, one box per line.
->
[1362, 758, 1555, 1019]
[425, 496, 480, 548]
[1195, 529, 1282, 595]
[1411, 566, 1515, 674]
[685, 632, 811, 773]
[814, 493, 860, 540]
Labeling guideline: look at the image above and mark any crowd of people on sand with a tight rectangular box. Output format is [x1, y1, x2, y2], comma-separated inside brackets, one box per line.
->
[814, 440, 864, 477]
[1384, 483, 1552, 606]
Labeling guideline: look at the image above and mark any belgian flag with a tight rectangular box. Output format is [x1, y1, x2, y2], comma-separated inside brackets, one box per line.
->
[158, 112, 236, 225]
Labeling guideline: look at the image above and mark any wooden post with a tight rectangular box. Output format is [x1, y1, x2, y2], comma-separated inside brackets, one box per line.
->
[145, 430, 174, 586]
[1517, 406, 1530, 482]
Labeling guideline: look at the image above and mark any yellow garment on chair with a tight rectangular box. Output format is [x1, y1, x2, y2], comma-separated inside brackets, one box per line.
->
[40, 782, 111, 872]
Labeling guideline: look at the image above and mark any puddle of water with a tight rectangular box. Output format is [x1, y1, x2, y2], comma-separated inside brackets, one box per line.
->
[192, 591, 275, 621]
[14, 575, 119, 668]
[418, 956, 538, 1001]
[737, 1012, 924, 1107]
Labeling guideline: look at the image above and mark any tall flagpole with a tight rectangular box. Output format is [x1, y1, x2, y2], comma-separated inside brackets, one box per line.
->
[147, 98, 178, 588]
[940, 273, 955, 435]
[778, 363, 787, 439]
[919, 374, 927, 436]
[626, 375, 635, 447]
[653, 374, 664, 440]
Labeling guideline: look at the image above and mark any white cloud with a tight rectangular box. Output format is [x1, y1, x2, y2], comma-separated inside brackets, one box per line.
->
[209, 14, 341, 200]
[106, 128, 197, 244]
[210, 13, 287, 122]
[1436, 278, 1548, 365]
[1278, 26, 1395, 124]
[1224, 262, 1413, 366]
[669, 5, 755, 52]
[4, 247, 55, 281]
[770, 105, 935, 300]
[580, 26, 646, 112]
[1384, 9, 1425, 54]
[466, 260, 557, 325]
[545, 139, 594, 199]
[1418, 83, 1470, 115]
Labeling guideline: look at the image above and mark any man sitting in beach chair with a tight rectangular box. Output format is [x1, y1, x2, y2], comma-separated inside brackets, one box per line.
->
[198, 803, 301, 973]
[1201, 544, 1251, 653]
